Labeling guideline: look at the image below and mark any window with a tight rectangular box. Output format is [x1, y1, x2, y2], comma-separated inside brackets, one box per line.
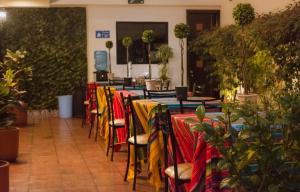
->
[116, 22, 168, 64]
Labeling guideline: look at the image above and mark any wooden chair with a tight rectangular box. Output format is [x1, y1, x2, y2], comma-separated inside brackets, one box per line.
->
[88, 83, 102, 141]
[123, 95, 149, 191]
[179, 96, 223, 113]
[104, 86, 126, 161]
[155, 106, 192, 192]
[143, 89, 176, 99]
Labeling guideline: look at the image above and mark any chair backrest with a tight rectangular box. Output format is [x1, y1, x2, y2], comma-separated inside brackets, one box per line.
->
[127, 95, 139, 145]
[120, 92, 130, 139]
[104, 86, 115, 123]
[144, 89, 176, 99]
[179, 97, 223, 113]
[155, 105, 180, 185]
[90, 83, 100, 114]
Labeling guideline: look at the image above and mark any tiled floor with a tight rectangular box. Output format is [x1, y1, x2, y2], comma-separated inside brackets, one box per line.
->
[9, 111, 157, 192]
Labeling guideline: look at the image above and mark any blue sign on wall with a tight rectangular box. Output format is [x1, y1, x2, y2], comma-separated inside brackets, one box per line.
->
[96, 31, 110, 38]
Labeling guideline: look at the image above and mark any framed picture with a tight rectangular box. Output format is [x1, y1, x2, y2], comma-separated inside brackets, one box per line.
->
[128, 0, 144, 4]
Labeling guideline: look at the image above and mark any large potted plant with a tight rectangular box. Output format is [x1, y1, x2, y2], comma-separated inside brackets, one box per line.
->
[155, 44, 173, 90]
[142, 29, 157, 90]
[0, 50, 28, 162]
[191, 92, 300, 192]
[232, 3, 256, 102]
[105, 40, 114, 80]
[122, 36, 133, 85]
[174, 23, 190, 99]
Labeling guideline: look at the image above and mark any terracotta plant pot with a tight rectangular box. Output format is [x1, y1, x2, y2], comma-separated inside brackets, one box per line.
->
[0, 160, 9, 192]
[145, 79, 158, 90]
[236, 93, 258, 104]
[0, 128, 19, 162]
[6, 102, 28, 126]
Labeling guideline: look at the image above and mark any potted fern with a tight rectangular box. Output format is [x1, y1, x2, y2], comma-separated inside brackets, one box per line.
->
[155, 44, 173, 90]
[174, 23, 190, 99]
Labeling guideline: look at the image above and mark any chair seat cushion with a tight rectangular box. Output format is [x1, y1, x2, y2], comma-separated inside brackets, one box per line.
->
[91, 109, 101, 115]
[128, 134, 149, 145]
[109, 119, 125, 126]
[84, 100, 89, 105]
[165, 163, 192, 180]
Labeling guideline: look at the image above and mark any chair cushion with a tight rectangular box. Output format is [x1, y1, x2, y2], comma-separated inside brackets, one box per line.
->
[128, 134, 149, 145]
[165, 163, 192, 180]
[91, 109, 101, 115]
[84, 100, 89, 105]
[109, 119, 125, 126]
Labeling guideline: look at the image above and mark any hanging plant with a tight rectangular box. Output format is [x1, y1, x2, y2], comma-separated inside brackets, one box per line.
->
[174, 23, 190, 86]
[142, 29, 154, 79]
[122, 36, 133, 77]
[105, 40, 113, 74]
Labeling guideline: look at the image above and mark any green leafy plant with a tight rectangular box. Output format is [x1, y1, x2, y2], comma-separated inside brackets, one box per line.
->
[0, 50, 30, 128]
[174, 23, 190, 86]
[3, 8, 87, 109]
[189, 93, 300, 192]
[105, 40, 113, 73]
[142, 29, 154, 79]
[233, 3, 255, 26]
[122, 36, 133, 77]
[155, 44, 173, 82]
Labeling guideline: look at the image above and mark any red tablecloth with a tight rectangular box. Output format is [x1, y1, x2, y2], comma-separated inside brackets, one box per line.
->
[171, 113, 230, 192]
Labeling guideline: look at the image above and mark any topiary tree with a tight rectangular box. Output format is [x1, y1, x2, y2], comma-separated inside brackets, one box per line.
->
[174, 23, 190, 86]
[105, 40, 113, 74]
[122, 36, 133, 77]
[142, 29, 154, 79]
[233, 3, 255, 94]
[155, 44, 173, 82]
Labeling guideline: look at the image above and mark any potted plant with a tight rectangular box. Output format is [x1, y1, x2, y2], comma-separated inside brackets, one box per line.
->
[155, 44, 173, 90]
[190, 92, 300, 192]
[0, 50, 29, 162]
[174, 23, 190, 99]
[57, 79, 73, 118]
[142, 29, 157, 90]
[232, 3, 256, 102]
[105, 40, 114, 80]
[122, 36, 133, 85]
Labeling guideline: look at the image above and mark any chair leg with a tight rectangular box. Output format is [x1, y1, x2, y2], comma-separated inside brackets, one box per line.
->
[106, 126, 111, 156]
[133, 146, 137, 191]
[88, 114, 94, 138]
[124, 142, 130, 181]
[164, 175, 168, 192]
[82, 105, 86, 128]
[111, 127, 116, 161]
[95, 115, 99, 141]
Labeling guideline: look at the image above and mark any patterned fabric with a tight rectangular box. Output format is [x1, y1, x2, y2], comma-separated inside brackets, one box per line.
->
[171, 114, 230, 192]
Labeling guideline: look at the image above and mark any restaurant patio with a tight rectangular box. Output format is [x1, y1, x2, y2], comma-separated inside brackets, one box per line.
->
[0, 0, 299, 192]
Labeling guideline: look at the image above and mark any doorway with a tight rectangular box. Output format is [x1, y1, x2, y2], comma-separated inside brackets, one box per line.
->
[187, 10, 220, 97]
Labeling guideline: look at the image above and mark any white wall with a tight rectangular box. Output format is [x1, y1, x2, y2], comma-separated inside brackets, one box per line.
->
[80, 0, 295, 84]
[1, 0, 49, 7]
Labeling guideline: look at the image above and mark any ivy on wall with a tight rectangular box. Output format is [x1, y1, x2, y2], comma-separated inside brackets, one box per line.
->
[2, 8, 87, 109]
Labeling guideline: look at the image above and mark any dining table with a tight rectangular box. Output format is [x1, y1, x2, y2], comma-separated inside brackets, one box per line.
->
[129, 97, 222, 191]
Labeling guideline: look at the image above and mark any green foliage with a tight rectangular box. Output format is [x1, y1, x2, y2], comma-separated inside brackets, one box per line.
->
[141, 29, 154, 43]
[190, 94, 300, 192]
[233, 3, 255, 26]
[0, 50, 30, 128]
[2, 8, 87, 109]
[174, 23, 190, 39]
[105, 40, 113, 49]
[122, 36, 133, 48]
[156, 44, 173, 81]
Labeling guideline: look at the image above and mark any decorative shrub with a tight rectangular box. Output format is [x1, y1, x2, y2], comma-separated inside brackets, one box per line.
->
[2, 8, 87, 109]
[142, 29, 154, 79]
[105, 40, 113, 73]
[122, 36, 133, 77]
[233, 3, 255, 26]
